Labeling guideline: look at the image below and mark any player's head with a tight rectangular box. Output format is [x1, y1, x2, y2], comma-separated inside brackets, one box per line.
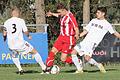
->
[56, 3, 68, 17]
[96, 7, 107, 19]
[11, 7, 21, 17]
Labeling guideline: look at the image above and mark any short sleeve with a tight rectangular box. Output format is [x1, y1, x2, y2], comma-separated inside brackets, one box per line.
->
[69, 13, 78, 28]
[83, 19, 93, 32]
[21, 19, 28, 32]
[107, 24, 116, 34]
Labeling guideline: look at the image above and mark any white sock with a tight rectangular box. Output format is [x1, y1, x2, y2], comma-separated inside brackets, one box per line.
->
[12, 57, 23, 71]
[72, 54, 83, 71]
[88, 58, 99, 67]
[34, 53, 46, 70]
[79, 58, 82, 65]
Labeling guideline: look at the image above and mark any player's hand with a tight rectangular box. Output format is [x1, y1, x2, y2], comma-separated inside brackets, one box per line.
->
[75, 35, 79, 41]
[28, 35, 32, 40]
[46, 11, 52, 17]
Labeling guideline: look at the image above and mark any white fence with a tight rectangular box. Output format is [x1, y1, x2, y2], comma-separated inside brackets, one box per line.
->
[81, 24, 120, 26]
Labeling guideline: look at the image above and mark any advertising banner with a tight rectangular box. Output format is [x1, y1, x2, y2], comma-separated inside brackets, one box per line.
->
[93, 33, 120, 62]
[0, 33, 48, 64]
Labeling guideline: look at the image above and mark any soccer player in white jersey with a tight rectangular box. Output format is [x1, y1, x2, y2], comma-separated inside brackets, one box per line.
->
[3, 7, 46, 75]
[71, 7, 120, 73]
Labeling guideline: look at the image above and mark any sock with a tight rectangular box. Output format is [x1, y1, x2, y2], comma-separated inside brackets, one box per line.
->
[64, 56, 73, 64]
[71, 54, 83, 71]
[46, 51, 55, 67]
[79, 58, 82, 65]
[34, 53, 46, 70]
[12, 57, 23, 71]
[88, 58, 99, 67]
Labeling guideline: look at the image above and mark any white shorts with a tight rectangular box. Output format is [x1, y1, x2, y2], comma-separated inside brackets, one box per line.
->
[10, 41, 33, 55]
[74, 41, 98, 57]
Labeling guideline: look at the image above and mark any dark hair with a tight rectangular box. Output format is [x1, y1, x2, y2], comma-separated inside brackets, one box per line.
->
[97, 7, 107, 15]
[11, 6, 20, 13]
[57, 3, 68, 10]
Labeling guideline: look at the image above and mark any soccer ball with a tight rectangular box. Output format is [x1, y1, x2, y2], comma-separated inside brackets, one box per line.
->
[50, 65, 60, 74]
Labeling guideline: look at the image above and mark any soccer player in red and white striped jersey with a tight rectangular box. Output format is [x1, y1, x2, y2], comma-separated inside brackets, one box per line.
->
[46, 3, 79, 69]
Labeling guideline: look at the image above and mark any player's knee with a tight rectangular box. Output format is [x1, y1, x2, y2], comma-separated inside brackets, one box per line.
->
[84, 55, 91, 62]
[31, 48, 38, 54]
[10, 50, 19, 58]
[71, 49, 77, 55]
[61, 57, 66, 62]
[51, 47, 58, 54]
[11, 53, 19, 58]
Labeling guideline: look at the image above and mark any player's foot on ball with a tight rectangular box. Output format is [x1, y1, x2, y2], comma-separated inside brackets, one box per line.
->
[98, 63, 106, 73]
[40, 67, 52, 74]
[16, 70, 24, 75]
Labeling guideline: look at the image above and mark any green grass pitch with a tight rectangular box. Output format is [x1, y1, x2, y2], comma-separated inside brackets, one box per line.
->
[0, 64, 120, 80]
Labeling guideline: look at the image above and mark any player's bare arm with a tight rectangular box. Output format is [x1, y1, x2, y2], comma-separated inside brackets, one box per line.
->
[79, 29, 88, 37]
[46, 11, 60, 17]
[74, 27, 79, 40]
[2, 27, 7, 42]
[24, 31, 32, 40]
[3, 31, 7, 42]
[113, 32, 120, 39]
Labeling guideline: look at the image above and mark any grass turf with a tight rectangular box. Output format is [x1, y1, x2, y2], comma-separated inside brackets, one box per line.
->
[0, 64, 120, 80]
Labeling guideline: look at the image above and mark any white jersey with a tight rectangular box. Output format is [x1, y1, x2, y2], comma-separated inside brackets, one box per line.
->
[4, 17, 28, 49]
[83, 18, 115, 45]
[74, 18, 116, 57]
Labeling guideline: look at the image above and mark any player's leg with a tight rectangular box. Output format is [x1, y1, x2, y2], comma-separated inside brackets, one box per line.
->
[84, 55, 99, 67]
[84, 42, 106, 73]
[71, 49, 83, 73]
[31, 48, 46, 71]
[61, 53, 72, 64]
[60, 38, 76, 64]
[11, 50, 23, 75]
[23, 41, 47, 72]
[46, 47, 58, 67]
[84, 55, 106, 73]
[83, 42, 99, 67]
[46, 36, 62, 67]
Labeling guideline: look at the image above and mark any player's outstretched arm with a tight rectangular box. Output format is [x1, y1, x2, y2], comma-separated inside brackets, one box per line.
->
[79, 29, 88, 38]
[46, 11, 60, 17]
[74, 27, 79, 40]
[113, 32, 120, 39]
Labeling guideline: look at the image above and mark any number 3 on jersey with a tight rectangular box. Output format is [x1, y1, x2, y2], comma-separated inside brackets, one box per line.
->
[12, 24, 17, 34]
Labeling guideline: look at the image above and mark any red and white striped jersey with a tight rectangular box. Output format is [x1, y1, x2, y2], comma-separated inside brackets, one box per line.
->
[60, 11, 78, 36]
